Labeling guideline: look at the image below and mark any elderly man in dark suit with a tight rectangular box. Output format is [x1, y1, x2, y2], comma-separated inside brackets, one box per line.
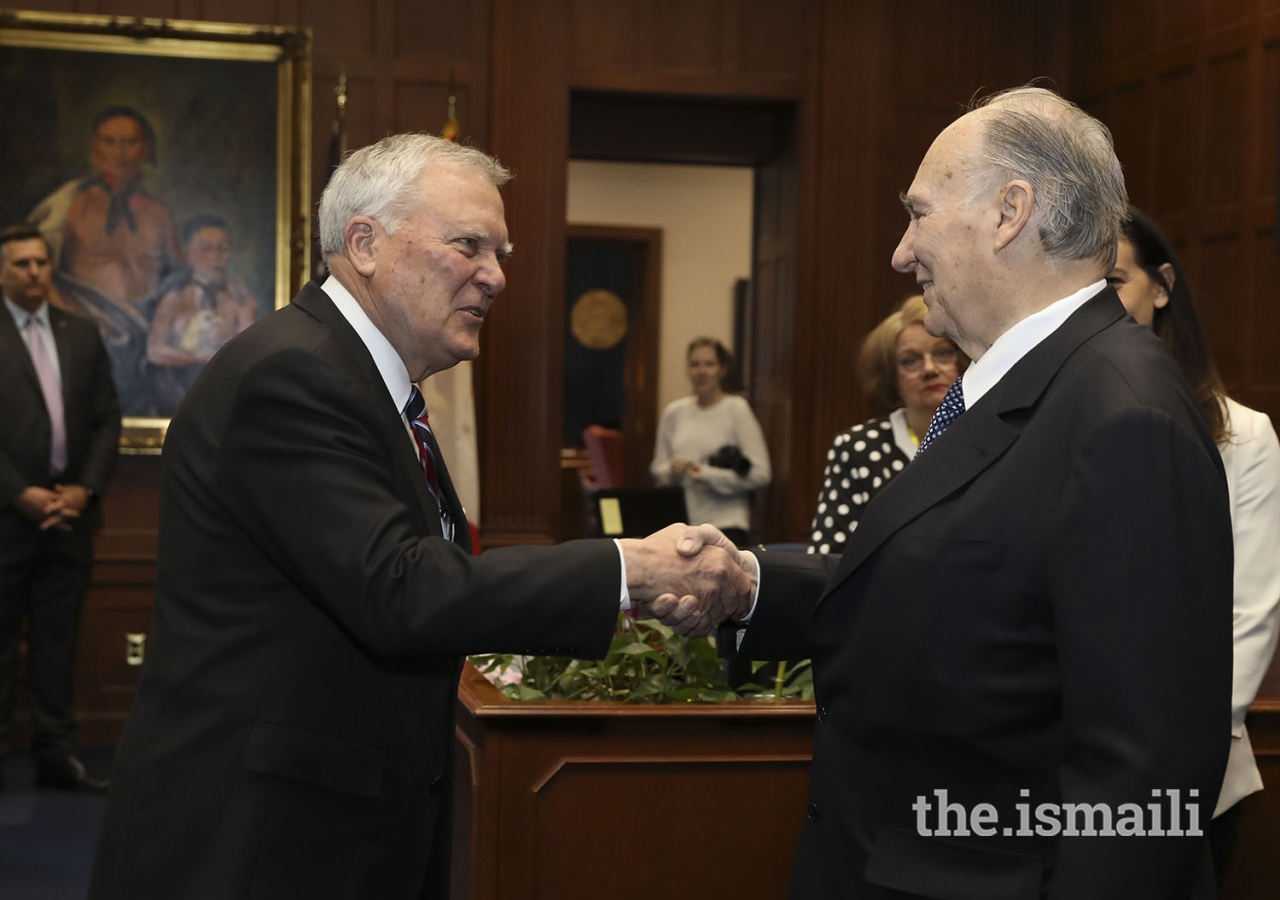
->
[0, 224, 120, 793]
[88, 135, 752, 900]
[695, 86, 1233, 898]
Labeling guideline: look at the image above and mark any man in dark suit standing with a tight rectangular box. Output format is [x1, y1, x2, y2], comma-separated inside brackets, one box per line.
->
[88, 135, 751, 899]
[0, 224, 120, 793]
[699, 86, 1234, 897]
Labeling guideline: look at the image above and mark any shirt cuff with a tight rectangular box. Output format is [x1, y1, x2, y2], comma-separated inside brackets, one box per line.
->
[614, 539, 631, 611]
[735, 551, 762, 651]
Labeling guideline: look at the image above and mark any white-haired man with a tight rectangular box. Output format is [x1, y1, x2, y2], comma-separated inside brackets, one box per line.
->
[698, 86, 1232, 897]
[88, 134, 752, 899]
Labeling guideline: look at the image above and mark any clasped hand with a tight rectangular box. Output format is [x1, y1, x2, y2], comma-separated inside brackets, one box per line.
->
[618, 523, 757, 637]
[15, 484, 90, 532]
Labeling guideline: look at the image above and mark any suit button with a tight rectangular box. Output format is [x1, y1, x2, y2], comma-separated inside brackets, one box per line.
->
[429, 775, 445, 794]
[806, 802, 819, 821]
[817, 705, 827, 723]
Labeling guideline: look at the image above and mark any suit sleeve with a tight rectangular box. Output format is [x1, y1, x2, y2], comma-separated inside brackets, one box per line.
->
[721, 551, 836, 661]
[1046, 407, 1233, 897]
[216, 348, 621, 661]
[77, 326, 122, 493]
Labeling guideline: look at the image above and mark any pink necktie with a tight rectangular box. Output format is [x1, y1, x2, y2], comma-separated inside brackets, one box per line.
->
[25, 314, 67, 474]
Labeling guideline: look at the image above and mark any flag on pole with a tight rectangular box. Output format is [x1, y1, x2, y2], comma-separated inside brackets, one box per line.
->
[328, 72, 348, 181]
[423, 86, 482, 551]
[316, 73, 348, 281]
[441, 93, 459, 143]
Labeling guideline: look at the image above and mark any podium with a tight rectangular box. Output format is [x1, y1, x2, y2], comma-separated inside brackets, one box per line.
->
[451, 663, 816, 899]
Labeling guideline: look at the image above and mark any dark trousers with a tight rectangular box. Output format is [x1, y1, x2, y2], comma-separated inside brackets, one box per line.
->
[0, 518, 92, 763]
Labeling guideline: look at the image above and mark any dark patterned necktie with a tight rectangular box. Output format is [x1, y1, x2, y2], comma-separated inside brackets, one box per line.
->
[914, 379, 966, 459]
[404, 385, 440, 498]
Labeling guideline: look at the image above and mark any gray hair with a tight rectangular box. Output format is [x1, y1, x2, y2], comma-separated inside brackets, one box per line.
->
[967, 86, 1127, 267]
[318, 133, 512, 257]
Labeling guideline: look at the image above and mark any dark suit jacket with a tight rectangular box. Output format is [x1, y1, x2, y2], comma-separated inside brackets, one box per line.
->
[0, 301, 119, 540]
[739, 289, 1233, 899]
[89, 283, 622, 900]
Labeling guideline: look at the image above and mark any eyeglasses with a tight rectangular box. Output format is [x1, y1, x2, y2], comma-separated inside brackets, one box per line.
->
[897, 346, 959, 374]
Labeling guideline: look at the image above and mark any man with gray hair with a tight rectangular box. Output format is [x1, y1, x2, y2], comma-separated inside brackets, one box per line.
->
[88, 133, 753, 899]
[693, 86, 1232, 896]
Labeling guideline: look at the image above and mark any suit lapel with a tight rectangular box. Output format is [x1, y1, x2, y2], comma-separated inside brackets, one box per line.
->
[820, 402, 1018, 600]
[1, 303, 45, 398]
[292, 284, 469, 549]
[48, 308, 77, 406]
[820, 287, 1127, 603]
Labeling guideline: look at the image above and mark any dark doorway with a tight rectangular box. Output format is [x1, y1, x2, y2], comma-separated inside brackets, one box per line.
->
[563, 224, 661, 488]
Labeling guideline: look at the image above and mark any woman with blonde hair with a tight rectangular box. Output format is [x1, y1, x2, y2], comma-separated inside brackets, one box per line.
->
[808, 295, 966, 554]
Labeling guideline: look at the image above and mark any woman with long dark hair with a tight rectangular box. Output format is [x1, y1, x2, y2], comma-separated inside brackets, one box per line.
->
[1109, 206, 1280, 881]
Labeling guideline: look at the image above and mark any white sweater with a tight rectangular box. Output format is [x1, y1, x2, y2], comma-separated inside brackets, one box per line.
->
[649, 394, 771, 533]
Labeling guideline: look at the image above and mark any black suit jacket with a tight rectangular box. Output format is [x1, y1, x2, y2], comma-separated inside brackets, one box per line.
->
[89, 283, 622, 899]
[0, 302, 119, 538]
[740, 289, 1233, 899]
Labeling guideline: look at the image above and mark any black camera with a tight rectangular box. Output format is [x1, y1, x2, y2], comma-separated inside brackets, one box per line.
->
[706, 444, 752, 477]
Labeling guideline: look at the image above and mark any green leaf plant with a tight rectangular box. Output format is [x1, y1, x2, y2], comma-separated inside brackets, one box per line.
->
[471, 613, 814, 704]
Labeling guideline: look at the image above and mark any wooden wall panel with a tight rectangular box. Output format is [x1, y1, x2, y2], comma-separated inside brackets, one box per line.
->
[301, 0, 376, 53]
[740, 0, 804, 79]
[1071, 0, 1278, 420]
[1201, 234, 1246, 387]
[395, 1, 478, 58]
[1252, 231, 1280, 390]
[1210, 0, 1256, 30]
[568, 0, 644, 73]
[1205, 52, 1248, 206]
[192, 0, 281, 24]
[1154, 69, 1198, 215]
[1163, 0, 1205, 46]
[566, 0, 810, 98]
[654, 0, 722, 75]
[482, 0, 571, 545]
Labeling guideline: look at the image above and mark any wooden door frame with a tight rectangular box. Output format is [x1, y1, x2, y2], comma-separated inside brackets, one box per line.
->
[565, 224, 662, 488]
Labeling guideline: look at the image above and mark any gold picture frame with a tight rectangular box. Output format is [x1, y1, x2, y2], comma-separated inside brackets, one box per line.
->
[0, 10, 311, 452]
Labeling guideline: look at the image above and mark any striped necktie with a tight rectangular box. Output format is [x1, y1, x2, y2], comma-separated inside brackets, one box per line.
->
[404, 385, 440, 498]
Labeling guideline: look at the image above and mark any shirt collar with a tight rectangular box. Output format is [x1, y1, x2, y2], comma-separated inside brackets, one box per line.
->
[5, 295, 50, 330]
[320, 276, 414, 416]
[961, 280, 1105, 409]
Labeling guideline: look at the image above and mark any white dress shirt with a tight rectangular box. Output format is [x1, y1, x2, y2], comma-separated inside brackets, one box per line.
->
[319, 277, 636, 609]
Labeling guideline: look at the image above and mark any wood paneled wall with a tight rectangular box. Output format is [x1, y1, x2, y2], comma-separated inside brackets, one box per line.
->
[17, 0, 1277, 739]
[1070, 0, 1280, 422]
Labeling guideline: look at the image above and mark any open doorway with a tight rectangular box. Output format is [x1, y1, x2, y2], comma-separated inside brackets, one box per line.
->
[560, 92, 797, 543]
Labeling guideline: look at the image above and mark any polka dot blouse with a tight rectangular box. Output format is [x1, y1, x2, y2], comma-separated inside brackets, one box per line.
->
[807, 408, 915, 555]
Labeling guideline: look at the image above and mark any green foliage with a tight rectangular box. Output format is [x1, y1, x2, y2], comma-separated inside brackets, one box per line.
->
[471, 614, 814, 704]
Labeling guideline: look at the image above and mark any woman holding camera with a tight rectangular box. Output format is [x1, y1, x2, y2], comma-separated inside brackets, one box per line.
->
[650, 336, 771, 547]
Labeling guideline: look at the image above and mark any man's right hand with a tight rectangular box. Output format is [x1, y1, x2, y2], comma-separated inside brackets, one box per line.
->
[620, 523, 757, 636]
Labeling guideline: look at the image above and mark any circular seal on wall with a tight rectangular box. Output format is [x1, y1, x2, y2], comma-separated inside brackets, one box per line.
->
[570, 289, 628, 350]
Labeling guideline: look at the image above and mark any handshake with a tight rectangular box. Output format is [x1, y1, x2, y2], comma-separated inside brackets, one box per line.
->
[618, 524, 758, 637]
